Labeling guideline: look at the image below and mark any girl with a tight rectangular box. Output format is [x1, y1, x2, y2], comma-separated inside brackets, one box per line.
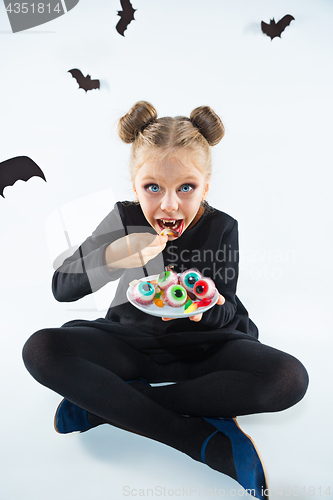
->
[23, 102, 309, 500]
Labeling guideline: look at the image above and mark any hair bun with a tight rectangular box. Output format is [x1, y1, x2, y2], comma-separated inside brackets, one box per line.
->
[118, 101, 158, 143]
[190, 106, 225, 146]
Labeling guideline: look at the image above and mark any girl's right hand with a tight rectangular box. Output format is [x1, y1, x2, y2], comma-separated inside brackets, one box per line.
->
[105, 232, 169, 270]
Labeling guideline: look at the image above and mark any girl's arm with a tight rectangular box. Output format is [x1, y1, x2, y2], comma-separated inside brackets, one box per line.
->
[52, 204, 127, 302]
[192, 220, 239, 328]
[52, 204, 168, 303]
[195, 219, 239, 328]
[161, 217, 239, 327]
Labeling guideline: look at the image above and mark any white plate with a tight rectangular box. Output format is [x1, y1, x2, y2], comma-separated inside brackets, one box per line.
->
[126, 273, 219, 318]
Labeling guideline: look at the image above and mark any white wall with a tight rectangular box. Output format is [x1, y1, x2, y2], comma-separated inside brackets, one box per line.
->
[1, 0, 332, 498]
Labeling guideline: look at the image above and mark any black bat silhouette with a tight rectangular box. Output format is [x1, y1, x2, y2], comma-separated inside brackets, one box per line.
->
[261, 15, 295, 40]
[0, 156, 46, 198]
[116, 0, 136, 36]
[68, 69, 100, 92]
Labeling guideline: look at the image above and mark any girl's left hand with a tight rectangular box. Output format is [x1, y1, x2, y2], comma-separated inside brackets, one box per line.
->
[162, 293, 225, 322]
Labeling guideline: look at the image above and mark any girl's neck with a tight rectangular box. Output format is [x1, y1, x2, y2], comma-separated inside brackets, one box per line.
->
[187, 203, 205, 230]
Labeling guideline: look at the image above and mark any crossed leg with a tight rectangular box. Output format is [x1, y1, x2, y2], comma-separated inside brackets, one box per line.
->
[22, 326, 308, 480]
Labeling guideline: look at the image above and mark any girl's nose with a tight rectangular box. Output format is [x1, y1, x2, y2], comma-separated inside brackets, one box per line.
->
[160, 193, 178, 213]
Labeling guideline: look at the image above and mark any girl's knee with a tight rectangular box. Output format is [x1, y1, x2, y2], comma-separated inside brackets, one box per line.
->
[291, 356, 309, 402]
[22, 329, 61, 382]
[275, 353, 309, 410]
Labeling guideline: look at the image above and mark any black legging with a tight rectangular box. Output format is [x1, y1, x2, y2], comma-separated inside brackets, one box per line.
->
[22, 326, 308, 472]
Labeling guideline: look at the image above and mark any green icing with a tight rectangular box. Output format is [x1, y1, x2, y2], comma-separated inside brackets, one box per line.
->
[158, 271, 170, 283]
[170, 286, 186, 302]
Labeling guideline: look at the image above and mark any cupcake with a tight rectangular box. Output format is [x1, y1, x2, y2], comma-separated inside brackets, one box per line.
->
[157, 270, 179, 290]
[193, 278, 216, 300]
[179, 268, 202, 293]
[132, 281, 156, 305]
[164, 284, 188, 307]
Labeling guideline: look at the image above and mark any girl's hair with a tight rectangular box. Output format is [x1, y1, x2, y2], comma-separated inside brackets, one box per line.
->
[118, 101, 225, 183]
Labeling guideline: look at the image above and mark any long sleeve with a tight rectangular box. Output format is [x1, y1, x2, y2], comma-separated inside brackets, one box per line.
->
[52, 204, 127, 302]
[53, 202, 259, 362]
[199, 219, 239, 329]
[160, 211, 240, 334]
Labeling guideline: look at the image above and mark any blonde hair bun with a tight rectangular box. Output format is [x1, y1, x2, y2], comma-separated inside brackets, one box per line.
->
[190, 106, 225, 146]
[118, 101, 158, 144]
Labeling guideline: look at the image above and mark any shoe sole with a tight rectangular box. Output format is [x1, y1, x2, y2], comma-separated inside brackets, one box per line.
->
[54, 398, 65, 434]
[232, 417, 270, 498]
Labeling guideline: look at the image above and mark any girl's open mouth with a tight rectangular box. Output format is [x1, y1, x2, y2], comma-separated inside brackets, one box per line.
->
[157, 219, 184, 236]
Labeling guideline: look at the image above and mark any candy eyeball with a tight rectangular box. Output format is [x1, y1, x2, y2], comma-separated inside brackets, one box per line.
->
[157, 270, 179, 290]
[193, 278, 216, 300]
[164, 284, 188, 307]
[132, 281, 156, 305]
[179, 268, 202, 292]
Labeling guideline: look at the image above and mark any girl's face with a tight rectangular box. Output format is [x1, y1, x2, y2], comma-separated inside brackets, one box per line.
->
[133, 155, 210, 240]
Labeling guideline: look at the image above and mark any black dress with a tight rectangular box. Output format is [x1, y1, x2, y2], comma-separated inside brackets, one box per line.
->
[23, 200, 308, 434]
[53, 201, 259, 363]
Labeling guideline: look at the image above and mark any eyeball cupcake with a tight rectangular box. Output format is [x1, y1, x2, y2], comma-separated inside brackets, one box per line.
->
[132, 281, 156, 305]
[179, 268, 202, 293]
[193, 278, 216, 300]
[164, 284, 188, 307]
[157, 270, 179, 290]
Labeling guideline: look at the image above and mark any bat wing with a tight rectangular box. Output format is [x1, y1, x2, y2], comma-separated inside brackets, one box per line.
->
[116, 0, 136, 36]
[89, 79, 100, 90]
[68, 68, 87, 90]
[261, 19, 281, 40]
[121, 0, 136, 18]
[116, 17, 129, 36]
[276, 15, 295, 35]
[0, 156, 46, 198]
[261, 20, 273, 38]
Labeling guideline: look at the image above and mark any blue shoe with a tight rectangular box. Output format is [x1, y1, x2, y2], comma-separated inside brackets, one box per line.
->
[202, 418, 269, 500]
[54, 379, 151, 434]
[125, 377, 150, 386]
[54, 398, 93, 434]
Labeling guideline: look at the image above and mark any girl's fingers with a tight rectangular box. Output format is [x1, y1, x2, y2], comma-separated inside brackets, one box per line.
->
[142, 243, 167, 258]
[162, 313, 203, 322]
[139, 236, 168, 261]
[217, 294, 225, 305]
[189, 313, 203, 322]
[151, 234, 169, 248]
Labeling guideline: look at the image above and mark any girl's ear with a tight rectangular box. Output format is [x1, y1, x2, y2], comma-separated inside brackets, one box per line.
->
[202, 182, 210, 199]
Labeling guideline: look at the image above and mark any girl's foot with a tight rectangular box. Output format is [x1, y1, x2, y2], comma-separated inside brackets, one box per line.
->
[54, 398, 97, 434]
[201, 417, 269, 500]
[54, 378, 151, 434]
[53, 392, 268, 499]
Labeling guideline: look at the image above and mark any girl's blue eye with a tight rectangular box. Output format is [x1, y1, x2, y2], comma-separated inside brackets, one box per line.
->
[144, 183, 195, 193]
[147, 184, 160, 193]
[148, 184, 159, 193]
[180, 184, 195, 193]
